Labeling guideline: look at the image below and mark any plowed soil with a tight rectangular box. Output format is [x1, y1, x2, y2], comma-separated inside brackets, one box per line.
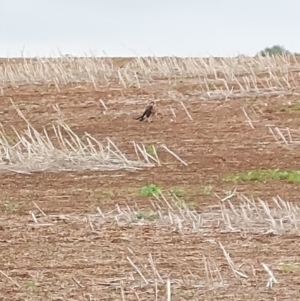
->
[1, 58, 300, 300]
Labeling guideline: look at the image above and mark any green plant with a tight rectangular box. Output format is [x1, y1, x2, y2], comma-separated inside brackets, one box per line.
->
[171, 188, 186, 197]
[101, 190, 115, 197]
[3, 202, 19, 213]
[179, 288, 195, 299]
[278, 263, 300, 274]
[145, 145, 155, 156]
[280, 102, 300, 112]
[202, 185, 213, 195]
[175, 199, 195, 210]
[27, 280, 36, 292]
[0, 133, 15, 146]
[135, 211, 159, 220]
[208, 82, 217, 90]
[223, 169, 300, 183]
[140, 184, 161, 197]
[224, 189, 235, 197]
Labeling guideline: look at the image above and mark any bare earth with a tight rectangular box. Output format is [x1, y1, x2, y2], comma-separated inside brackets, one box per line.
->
[0, 56, 300, 300]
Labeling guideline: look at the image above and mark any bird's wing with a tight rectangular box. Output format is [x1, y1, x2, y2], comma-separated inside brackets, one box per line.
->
[141, 105, 150, 116]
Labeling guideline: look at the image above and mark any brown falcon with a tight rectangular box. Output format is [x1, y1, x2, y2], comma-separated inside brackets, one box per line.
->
[135, 101, 155, 121]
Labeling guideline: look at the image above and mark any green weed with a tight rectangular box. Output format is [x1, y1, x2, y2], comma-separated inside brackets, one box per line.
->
[280, 102, 300, 112]
[278, 263, 300, 274]
[224, 189, 235, 197]
[171, 188, 186, 197]
[140, 184, 161, 197]
[223, 169, 300, 183]
[145, 145, 156, 156]
[175, 199, 195, 210]
[3, 202, 19, 213]
[101, 190, 115, 197]
[202, 185, 214, 195]
[27, 280, 37, 292]
[179, 289, 195, 299]
[208, 82, 217, 90]
[0, 133, 15, 146]
[135, 211, 159, 220]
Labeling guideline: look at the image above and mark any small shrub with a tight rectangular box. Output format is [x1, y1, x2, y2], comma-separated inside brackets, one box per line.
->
[259, 45, 291, 57]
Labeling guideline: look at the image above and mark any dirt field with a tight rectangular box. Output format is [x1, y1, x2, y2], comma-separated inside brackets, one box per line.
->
[1, 55, 300, 300]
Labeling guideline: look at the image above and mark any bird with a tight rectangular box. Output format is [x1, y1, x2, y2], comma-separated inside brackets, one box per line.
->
[135, 101, 155, 122]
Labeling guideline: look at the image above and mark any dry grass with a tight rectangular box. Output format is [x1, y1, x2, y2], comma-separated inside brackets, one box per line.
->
[29, 191, 300, 235]
[269, 126, 300, 147]
[0, 101, 157, 173]
[9, 191, 294, 299]
[1, 54, 300, 100]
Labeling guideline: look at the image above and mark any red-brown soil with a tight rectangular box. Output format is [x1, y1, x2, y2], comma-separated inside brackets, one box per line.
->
[0, 58, 300, 300]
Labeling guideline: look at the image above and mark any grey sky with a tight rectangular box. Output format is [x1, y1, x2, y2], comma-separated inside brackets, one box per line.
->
[1, 0, 300, 57]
